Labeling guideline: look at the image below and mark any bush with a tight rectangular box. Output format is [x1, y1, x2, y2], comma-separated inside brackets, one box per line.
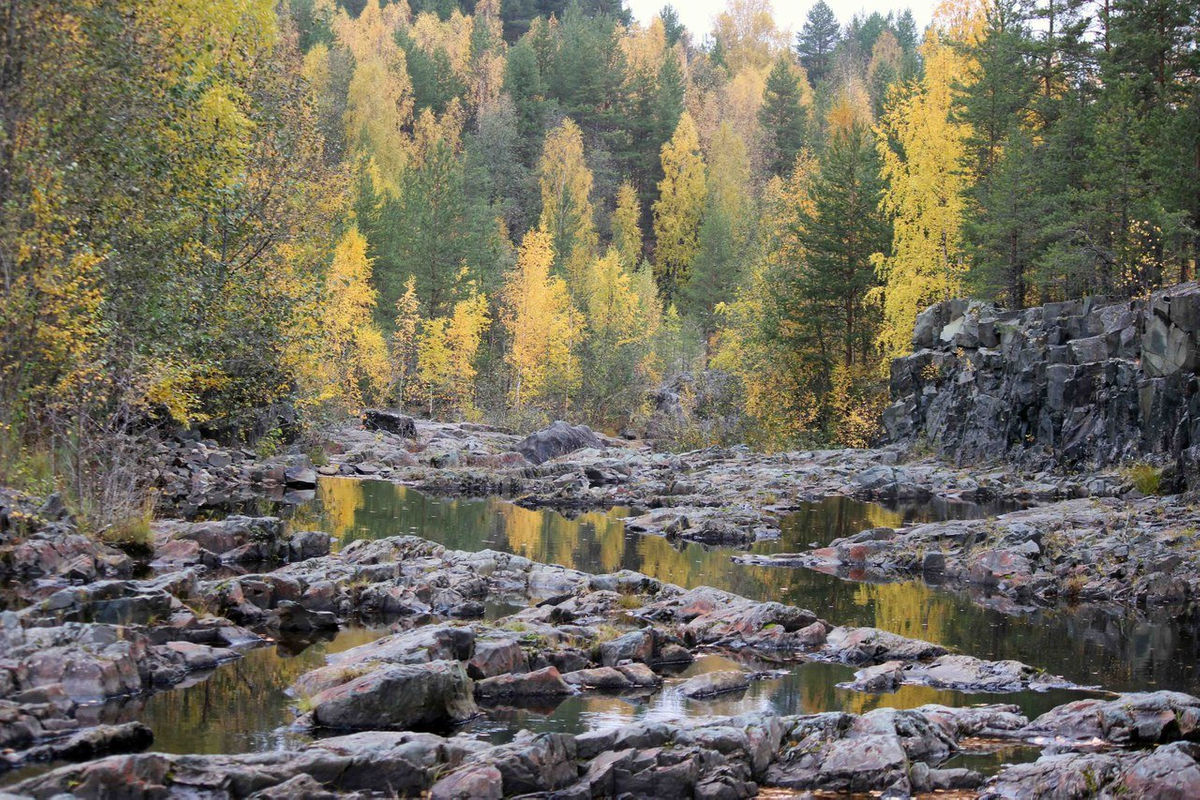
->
[1125, 463, 1163, 496]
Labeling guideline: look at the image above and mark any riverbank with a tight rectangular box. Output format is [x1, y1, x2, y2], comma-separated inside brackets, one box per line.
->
[5, 414, 1200, 796]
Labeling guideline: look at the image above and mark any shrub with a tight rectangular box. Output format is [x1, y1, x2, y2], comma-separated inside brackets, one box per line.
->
[1125, 463, 1163, 496]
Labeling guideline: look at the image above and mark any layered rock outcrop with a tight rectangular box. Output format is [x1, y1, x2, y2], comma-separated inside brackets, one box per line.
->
[885, 283, 1200, 483]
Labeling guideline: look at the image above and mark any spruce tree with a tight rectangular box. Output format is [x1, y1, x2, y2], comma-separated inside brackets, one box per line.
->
[797, 123, 889, 369]
[957, 0, 1040, 306]
[795, 1, 841, 85]
[759, 57, 808, 178]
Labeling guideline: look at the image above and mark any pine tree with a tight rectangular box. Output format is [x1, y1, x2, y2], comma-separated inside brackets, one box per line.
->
[957, 0, 1040, 306]
[660, 5, 686, 47]
[759, 57, 808, 178]
[795, 0, 841, 86]
[370, 105, 478, 318]
[798, 120, 889, 370]
[653, 112, 707, 302]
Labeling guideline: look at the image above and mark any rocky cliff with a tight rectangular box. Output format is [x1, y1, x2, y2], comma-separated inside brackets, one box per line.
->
[884, 282, 1200, 485]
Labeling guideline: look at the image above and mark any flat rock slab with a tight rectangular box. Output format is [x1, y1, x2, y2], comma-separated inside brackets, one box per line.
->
[842, 654, 1083, 694]
[677, 670, 751, 698]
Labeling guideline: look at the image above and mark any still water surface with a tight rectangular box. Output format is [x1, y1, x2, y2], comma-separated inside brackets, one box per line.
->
[130, 479, 1199, 757]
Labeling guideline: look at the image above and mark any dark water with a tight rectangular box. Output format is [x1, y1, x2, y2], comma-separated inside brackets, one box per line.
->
[292, 480, 1200, 696]
[96, 478, 1194, 762]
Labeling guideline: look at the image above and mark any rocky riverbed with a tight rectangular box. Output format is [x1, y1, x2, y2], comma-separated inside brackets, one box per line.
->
[5, 413, 1200, 798]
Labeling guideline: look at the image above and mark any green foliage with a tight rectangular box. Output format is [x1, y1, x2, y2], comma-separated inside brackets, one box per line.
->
[795, 0, 841, 86]
[1126, 464, 1164, 496]
[759, 58, 809, 178]
[5, 0, 1197, 464]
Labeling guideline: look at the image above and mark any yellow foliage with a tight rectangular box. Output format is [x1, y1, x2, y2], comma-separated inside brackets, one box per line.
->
[826, 77, 874, 135]
[391, 276, 423, 405]
[871, 9, 983, 363]
[611, 182, 644, 269]
[411, 10, 475, 84]
[538, 118, 597, 288]
[338, 0, 414, 193]
[712, 0, 788, 73]
[705, 121, 753, 238]
[827, 364, 885, 448]
[712, 153, 823, 448]
[469, 0, 506, 113]
[621, 17, 667, 78]
[416, 288, 489, 417]
[501, 230, 581, 410]
[144, 0, 277, 83]
[584, 251, 641, 347]
[317, 226, 389, 408]
[868, 31, 904, 86]
[653, 112, 707, 295]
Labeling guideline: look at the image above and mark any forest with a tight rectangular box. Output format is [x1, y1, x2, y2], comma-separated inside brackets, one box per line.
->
[1, 0, 1197, 509]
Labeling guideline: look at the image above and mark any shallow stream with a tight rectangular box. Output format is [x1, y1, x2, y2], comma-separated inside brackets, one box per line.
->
[124, 479, 1199, 759]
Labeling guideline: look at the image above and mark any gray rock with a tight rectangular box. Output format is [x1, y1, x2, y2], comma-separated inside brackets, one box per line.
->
[308, 660, 478, 730]
[1022, 691, 1200, 744]
[885, 282, 1200, 486]
[474, 666, 574, 700]
[514, 421, 603, 465]
[677, 670, 750, 698]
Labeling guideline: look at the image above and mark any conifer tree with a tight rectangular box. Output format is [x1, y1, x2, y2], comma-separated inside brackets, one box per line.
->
[795, 1, 841, 86]
[799, 119, 889, 369]
[759, 57, 808, 177]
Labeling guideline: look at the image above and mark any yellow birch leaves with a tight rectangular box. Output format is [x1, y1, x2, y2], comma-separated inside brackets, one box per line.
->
[501, 230, 580, 410]
[653, 112, 707, 298]
[320, 226, 389, 408]
[871, 0, 985, 361]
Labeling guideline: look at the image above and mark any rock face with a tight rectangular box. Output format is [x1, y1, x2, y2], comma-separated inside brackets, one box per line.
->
[513, 421, 603, 465]
[885, 283, 1200, 482]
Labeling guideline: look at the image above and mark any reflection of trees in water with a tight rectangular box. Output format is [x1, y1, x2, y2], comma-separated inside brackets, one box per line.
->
[136, 628, 385, 755]
[308, 480, 1200, 695]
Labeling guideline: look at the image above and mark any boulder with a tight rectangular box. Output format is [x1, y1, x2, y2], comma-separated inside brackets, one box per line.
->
[514, 421, 603, 465]
[981, 743, 1200, 800]
[308, 660, 478, 730]
[362, 410, 417, 438]
[1022, 691, 1200, 745]
[474, 667, 574, 700]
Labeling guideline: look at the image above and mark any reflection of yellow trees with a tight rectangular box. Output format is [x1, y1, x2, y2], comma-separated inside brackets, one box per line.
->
[317, 478, 365, 547]
[494, 502, 581, 567]
[141, 627, 385, 755]
[853, 582, 954, 646]
[591, 512, 628, 575]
